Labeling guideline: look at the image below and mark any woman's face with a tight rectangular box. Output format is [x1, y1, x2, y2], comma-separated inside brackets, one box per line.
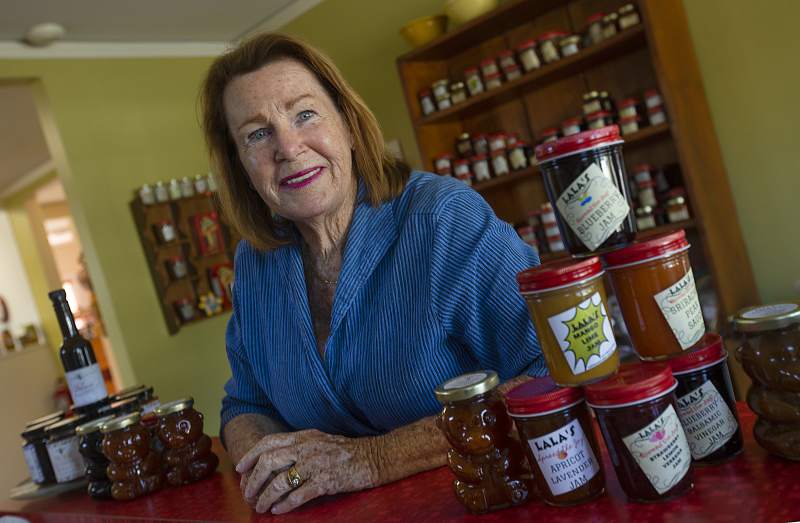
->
[223, 59, 355, 224]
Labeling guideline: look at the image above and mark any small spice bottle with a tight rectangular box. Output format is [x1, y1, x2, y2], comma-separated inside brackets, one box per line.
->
[155, 397, 219, 486]
[497, 49, 516, 70]
[586, 110, 614, 130]
[561, 117, 582, 137]
[538, 31, 566, 64]
[480, 57, 500, 79]
[453, 159, 472, 186]
[603, 230, 706, 360]
[434, 153, 454, 176]
[637, 180, 658, 207]
[602, 13, 619, 39]
[491, 149, 510, 176]
[517, 225, 538, 248]
[485, 71, 503, 90]
[644, 88, 664, 110]
[21, 420, 58, 485]
[506, 377, 605, 506]
[139, 184, 155, 205]
[618, 3, 641, 30]
[488, 132, 507, 152]
[471, 153, 491, 182]
[45, 415, 87, 483]
[432, 79, 451, 111]
[472, 134, 489, 155]
[635, 206, 656, 230]
[586, 13, 605, 45]
[464, 67, 484, 96]
[193, 174, 210, 194]
[649, 105, 668, 126]
[180, 177, 195, 198]
[665, 189, 691, 222]
[517, 257, 620, 386]
[168, 179, 182, 200]
[175, 298, 196, 322]
[619, 115, 640, 135]
[418, 88, 437, 116]
[154, 181, 169, 203]
[618, 98, 640, 119]
[600, 91, 616, 114]
[582, 91, 602, 115]
[166, 256, 188, 280]
[509, 142, 528, 170]
[455, 132, 474, 158]
[539, 127, 560, 144]
[516, 40, 541, 72]
[503, 63, 522, 81]
[435, 371, 532, 514]
[76, 415, 115, 499]
[632, 163, 653, 186]
[559, 35, 581, 58]
[585, 363, 694, 502]
[667, 333, 744, 464]
[450, 82, 468, 105]
[155, 220, 176, 243]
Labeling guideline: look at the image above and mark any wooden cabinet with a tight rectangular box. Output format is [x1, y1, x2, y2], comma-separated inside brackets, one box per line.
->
[397, 0, 758, 394]
[130, 192, 239, 335]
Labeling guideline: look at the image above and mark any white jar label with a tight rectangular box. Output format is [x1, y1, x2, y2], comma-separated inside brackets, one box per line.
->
[547, 291, 617, 375]
[653, 269, 705, 350]
[65, 363, 107, 407]
[676, 380, 738, 459]
[556, 163, 630, 251]
[622, 404, 691, 495]
[527, 418, 600, 495]
[23, 443, 45, 483]
[46, 436, 84, 483]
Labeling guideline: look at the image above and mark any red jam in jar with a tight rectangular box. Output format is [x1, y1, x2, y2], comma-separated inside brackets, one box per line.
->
[586, 363, 693, 502]
[506, 377, 604, 506]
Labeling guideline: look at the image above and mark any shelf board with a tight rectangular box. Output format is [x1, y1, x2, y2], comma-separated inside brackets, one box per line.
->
[415, 26, 647, 125]
[398, 0, 570, 62]
[472, 123, 671, 194]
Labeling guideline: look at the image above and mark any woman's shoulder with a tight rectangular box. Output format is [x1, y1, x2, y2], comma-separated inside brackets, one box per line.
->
[396, 170, 482, 219]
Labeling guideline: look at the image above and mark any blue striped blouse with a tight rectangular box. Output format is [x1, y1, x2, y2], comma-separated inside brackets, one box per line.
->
[221, 171, 544, 437]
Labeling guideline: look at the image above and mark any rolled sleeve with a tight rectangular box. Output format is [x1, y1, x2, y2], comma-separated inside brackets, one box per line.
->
[430, 189, 547, 380]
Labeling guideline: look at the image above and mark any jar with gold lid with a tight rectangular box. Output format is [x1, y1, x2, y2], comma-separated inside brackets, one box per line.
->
[101, 412, 162, 500]
[434, 371, 531, 514]
[76, 415, 114, 498]
[464, 67, 484, 96]
[155, 397, 219, 486]
[450, 81, 468, 105]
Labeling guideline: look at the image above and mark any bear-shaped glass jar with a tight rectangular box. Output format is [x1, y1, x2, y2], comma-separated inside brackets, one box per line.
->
[434, 371, 531, 514]
[76, 415, 114, 499]
[155, 397, 218, 486]
[100, 412, 162, 500]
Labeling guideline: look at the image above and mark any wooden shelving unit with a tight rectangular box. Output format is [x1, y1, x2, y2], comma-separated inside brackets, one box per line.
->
[396, 0, 758, 330]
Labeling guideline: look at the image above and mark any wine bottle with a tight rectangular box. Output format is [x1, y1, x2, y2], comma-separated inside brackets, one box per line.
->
[48, 289, 109, 414]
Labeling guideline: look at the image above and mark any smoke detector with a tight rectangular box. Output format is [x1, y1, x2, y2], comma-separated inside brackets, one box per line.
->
[23, 23, 66, 47]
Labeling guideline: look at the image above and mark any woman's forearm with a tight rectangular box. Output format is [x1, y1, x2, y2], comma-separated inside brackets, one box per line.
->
[223, 413, 289, 464]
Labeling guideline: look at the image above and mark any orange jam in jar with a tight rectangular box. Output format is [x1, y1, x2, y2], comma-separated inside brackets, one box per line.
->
[604, 230, 705, 360]
[517, 257, 619, 386]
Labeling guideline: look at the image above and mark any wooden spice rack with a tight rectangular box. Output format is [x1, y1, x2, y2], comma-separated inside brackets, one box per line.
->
[130, 192, 240, 335]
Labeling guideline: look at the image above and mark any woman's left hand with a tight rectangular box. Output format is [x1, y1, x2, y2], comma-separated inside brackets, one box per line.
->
[236, 429, 379, 514]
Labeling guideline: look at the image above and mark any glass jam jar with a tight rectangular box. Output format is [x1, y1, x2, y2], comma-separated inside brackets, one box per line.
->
[155, 220, 177, 243]
[471, 154, 491, 182]
[619, 116, 640, 135]
[618, 98, 640, 119]
[45, 415, 87, 483]
[488, 132, 507, 152]
[101, 412, 163, 500]
[434, 153, 454, 176]
[561, 117, 582, 137]
[166, 256, 188, 280]
[21, 420, 58, 485]
[432, 79, 451, 111]
[586, 110, 614, 130]
[456, 132, 474, 158]
[517, 257, 620, 387]
[76, 415, 114, 498]
[155, 397, 219, 486]
[667, 333, 744, 464]
[480, 57, 500, 79]
[517, 40, 541, 72]
[559, 35, 581, 58]
[464, 67, 484, 96]
[644, 89, 663, 110]
[649, 105, 667, 126]
[450, 82, 468, 104]
[538, 31, 566, 64]
[604, 230, 705, 360]
[585, 363, 694, 502]
[503, 63, 522, 81]
[485, 72, 503, 90]
[505, 377, 604, 506]
[491, 150, 510, 176]
[509, 143, 528, 170]
[666, 191, 691, 222]
[618, 3, 641, 30]
[586, 13, 605, 45]
[582, 91, 602, 115]
[454, 159, 472, 185]
[635, 205, 656, 230]
[602, 13, 619, 39]
[418, 88, 436, 116]
[734, 302, 800, 460]
[434, 371, 531, 514]
[535, 126, 636, 256]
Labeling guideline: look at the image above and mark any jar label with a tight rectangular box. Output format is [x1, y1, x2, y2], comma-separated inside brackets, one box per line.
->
[741, 303, 798, 319]
[46, 436, 84, 483]
[65, 363, 107, 407]
[622, 404, 691, 495]
[23, 443, 45, 483]
[676, 380, 738, 459]
[527, 418, 600, 496]
[653, 269, 705, 350]
[556, 163, 630, 251]
[547, 292, 617, 375]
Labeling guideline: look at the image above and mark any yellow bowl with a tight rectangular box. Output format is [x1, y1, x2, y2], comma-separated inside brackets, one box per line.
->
[444, 0, 499, 26]
[400, 14, 448, 48]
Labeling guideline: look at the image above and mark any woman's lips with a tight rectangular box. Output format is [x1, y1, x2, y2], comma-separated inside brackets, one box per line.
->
[279, 167, 324, 190]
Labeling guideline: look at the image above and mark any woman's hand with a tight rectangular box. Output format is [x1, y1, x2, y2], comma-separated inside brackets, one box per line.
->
[235, 429, 378, 514]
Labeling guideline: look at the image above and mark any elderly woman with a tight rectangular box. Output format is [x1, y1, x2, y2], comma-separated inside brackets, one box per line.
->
[200, 33, 543, 514]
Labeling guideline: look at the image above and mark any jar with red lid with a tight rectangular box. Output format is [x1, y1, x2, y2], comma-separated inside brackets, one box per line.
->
[667, 333, 744, 464]
[450, 82, 467, 105]
[618, 98, 640, 119]
[586, 13, 605, 45]
[503, 63, 522, 81]
[538, 31, 566, 64]
[599, 91, 616, 115]
[453, 159, 472, 186]
[632, 163, 653, 186]
[540, 203, 564, 252]
[559, 35, 581, 58]
[434, 153, 454, 176]
[517, 257, 620, 386]
[582, 91, 602, 115]
[471, 154, 491, 182]
[602, 13, 619, 39]
[619, 115, 640, 136]
[644, 89, 663, 110]
[604, 229, 706, 361]
[455, 132, 473, 158]
[497, 49, 516, 70]
[472, 134, 489, 155]
[635, 206, 656, 230]
[618, 3, 641, 31]
[637, 180, 657, 207]
[490, 149, 510, 176]
[485, 72, 503, 90]
[539, 127, 560, 144]
[561, 117, 582, 137]
[506, 377, 605, 506]
[480, 57, 500, 79]
[517, 40, 541, 72]
[665, 189, 691, 222]
[509, 142, 528, 171]
[534, 126, 636, 256]
[418, 88, 436, 116]
[175, 298, 196, 323]
[649, 105, 667, 126]
[155, 221, 177, 243]
[585, 363, 694, 502]
[464, 67, 484, 96]
[166, 256, 188, 280]
[432, 79, 451, 111]
[586, 110, 614, 130]
[488, 133, 507, 152]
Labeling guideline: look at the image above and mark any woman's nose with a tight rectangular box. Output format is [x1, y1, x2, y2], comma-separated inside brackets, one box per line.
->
[273, 126, 304, 162]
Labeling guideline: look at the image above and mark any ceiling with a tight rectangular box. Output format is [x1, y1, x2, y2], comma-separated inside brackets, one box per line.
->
[0, 0, 319, 200]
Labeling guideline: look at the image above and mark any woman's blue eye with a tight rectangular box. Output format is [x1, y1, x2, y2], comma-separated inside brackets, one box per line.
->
[247, 128, 269, 143]
[298, 110, 316, 122]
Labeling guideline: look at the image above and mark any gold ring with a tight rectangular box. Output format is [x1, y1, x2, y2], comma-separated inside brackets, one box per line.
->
[286, 465, 304, 489]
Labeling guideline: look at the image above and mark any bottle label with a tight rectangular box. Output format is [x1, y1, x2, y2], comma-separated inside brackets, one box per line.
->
[676, 380, 739, 459]
[527, 418, 601, 496]
[65, 363, 107, 407]
[547, 292, 617, 375]
[23, 443, 45, 483]
[653, 269, 705, 350]
[556, 163, 630, 251]
[622, 404, 691, 495]
[46, 436, 84, 483]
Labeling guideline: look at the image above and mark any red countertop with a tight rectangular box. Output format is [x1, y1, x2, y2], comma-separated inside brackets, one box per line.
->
[2, 403, 799, 522]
